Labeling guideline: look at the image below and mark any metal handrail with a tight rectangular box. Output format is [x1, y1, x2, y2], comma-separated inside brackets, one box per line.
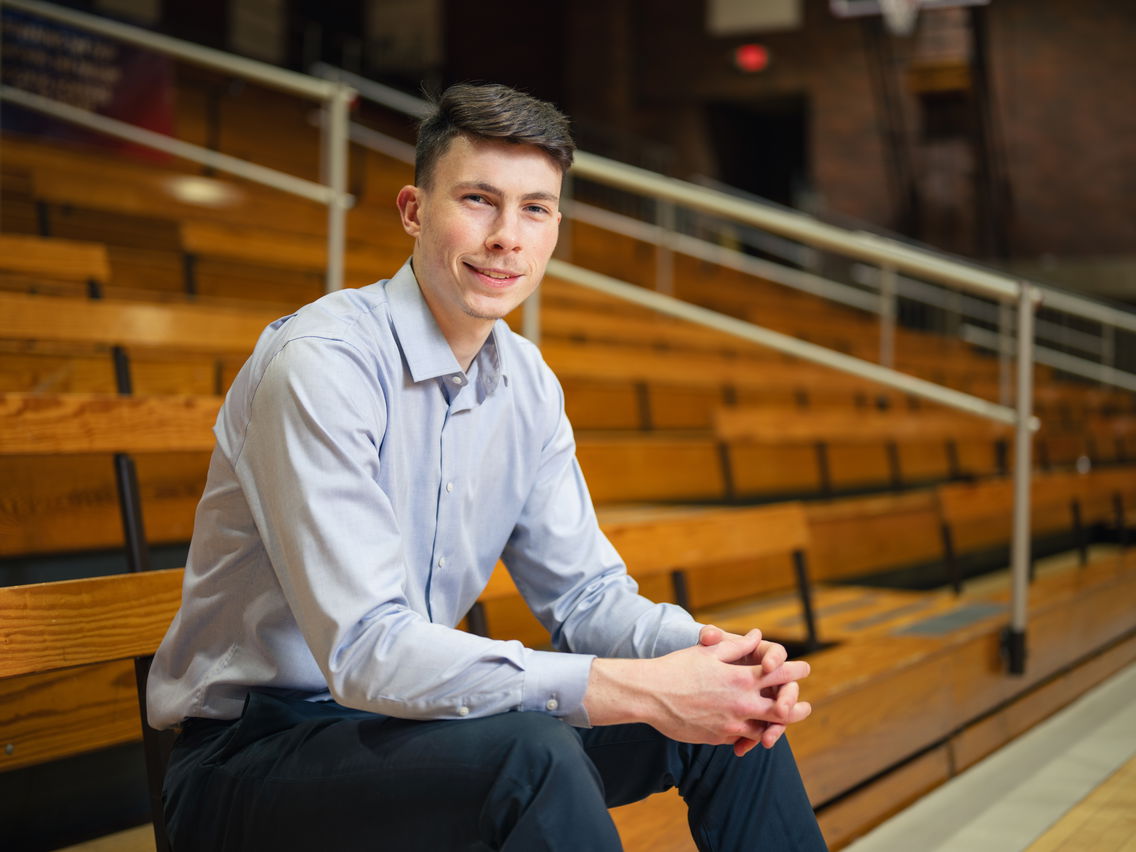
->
[314, 63, 1134, 388]
[962, 325, 1136, 393]
[0, 0, 354, 291]
[548, 260, 1035, 428]
[0, 86, 336, 203]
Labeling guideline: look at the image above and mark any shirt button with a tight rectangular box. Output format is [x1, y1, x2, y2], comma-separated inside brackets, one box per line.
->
[445, 482, 454, 493]
[451, 375, 463, 385]
[438, 556, 447, 568]
[545, 698, 559, 712]
[458, 705, 470, 717]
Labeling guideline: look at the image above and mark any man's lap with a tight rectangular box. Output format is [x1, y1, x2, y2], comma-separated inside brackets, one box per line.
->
[163, 691, 824, 851]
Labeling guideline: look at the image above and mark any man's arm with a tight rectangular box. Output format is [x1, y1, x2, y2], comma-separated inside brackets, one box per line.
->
[235, 338, 595, 722]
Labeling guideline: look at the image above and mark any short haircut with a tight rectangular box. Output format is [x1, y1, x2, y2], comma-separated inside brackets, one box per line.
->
[415, 82, 575, 188]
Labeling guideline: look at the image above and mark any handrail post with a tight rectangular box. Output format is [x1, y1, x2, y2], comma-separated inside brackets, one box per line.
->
[879, 263, 896, 369]
[1006, 281, 1038, 676]
[323, 82, 352, 292]
[558, 172, 574, 263]
[1101, 323, 1116, 388]
[998, 300, 1013, 407]
[655, 199, 675, 295]
[523, 289, 541, 346]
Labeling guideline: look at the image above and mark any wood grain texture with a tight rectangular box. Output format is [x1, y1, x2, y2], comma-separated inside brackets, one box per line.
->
[0, 392, 219, 454]
[0, 291, 275, 354]
[0, 452, 207, 555]
[1025, 754, 1136, 852]
[0, 659, 140, 771]
[0, 569, 184, 677]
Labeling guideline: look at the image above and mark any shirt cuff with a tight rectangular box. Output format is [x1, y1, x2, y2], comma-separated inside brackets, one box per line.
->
[659, 619, 705, 656]
[521, 648, 595, 727]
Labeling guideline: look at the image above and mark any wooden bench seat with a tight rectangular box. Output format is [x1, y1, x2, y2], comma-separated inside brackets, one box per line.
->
[469, 502, 820, 650]
[714, 405, 1009, 492]
[0, 234, 111, 295]
[0, 568, 183, 850]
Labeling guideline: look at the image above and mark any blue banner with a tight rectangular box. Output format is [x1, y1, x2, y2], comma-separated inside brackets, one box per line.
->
[1, 7, 174, 159]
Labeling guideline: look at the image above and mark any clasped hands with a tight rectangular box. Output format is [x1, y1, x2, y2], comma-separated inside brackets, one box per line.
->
[692, 624, 813, 757]
[585, 624, 813, 756]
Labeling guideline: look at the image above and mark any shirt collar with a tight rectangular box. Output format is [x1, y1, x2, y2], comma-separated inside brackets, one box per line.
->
[386, 260, 508, 394]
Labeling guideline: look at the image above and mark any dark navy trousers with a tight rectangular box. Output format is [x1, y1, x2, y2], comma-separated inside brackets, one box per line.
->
[164, 692, 827, 851]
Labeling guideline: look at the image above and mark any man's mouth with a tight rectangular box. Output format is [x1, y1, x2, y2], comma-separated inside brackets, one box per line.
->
[466, 263, 521, 282]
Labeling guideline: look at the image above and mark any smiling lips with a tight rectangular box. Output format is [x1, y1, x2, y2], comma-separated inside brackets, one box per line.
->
[466, 262, 522, 285]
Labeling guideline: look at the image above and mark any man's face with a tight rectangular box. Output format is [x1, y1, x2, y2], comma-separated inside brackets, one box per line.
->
[397, 134, 563, 346]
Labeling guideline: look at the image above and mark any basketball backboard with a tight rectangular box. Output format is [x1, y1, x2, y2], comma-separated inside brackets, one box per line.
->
[830, 0, 990, 36]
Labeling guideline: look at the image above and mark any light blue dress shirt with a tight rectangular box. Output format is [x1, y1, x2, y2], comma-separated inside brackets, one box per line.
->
[147, 262, 701, 730]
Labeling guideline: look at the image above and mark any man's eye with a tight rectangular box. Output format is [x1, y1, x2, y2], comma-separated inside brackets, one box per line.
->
[464, 194, 487, 204]
[525, 205, 550, 215]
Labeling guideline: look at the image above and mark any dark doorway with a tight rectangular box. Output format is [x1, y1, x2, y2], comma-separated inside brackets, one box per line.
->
[285, 0, 366, 71]
[705, 96, 810, 209]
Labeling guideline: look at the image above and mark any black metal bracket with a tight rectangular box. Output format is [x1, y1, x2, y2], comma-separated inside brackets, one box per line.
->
[183, 251, 198, 298]
[940, 521, 962, 595]
[670, 569, 691, 613]
[946, 439, 961, 480]
[791, 550, 820, 653]
[466, 601, 490, 637]
[717, 441, 736, 503]
[1001, 626, 1027, 676]
[112, 345, 133, 395]
[886, 440, 903, 490]
[814, 441, 832, 497]
[1071, 498, 1087, 566]
[133, 655, 176, 852]
[634, 381, 653, 431]
[113, 452, 152, 574]
[1115, 493, 1129, 549]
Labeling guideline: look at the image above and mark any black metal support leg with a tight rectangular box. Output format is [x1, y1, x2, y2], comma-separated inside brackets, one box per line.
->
[791, 550, 820, 652]
[1071, 498, 1087, 566]
[113, 453, 152, 574]
[670, 569, 691, 613]
[466, 601, 490, 637]
[134, 655, 175, 852]
[941, 522, 962, 595]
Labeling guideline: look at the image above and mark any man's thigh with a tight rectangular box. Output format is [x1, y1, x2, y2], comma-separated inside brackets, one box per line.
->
[164, 693, 609, 852]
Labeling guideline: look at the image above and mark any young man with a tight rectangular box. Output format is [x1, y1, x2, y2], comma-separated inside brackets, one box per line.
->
[148, 82, 827, 851]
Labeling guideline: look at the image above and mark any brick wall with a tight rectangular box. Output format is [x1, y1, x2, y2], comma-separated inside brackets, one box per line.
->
[559, 0, 1135, 261]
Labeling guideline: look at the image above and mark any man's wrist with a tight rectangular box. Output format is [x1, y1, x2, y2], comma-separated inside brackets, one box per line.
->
[582, 657, 658, 728]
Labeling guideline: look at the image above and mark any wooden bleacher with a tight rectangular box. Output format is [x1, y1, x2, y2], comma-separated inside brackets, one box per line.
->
[4, 109, 1136, 852]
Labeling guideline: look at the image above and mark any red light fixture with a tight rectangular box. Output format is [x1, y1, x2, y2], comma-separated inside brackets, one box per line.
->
[733, 43, 771, 73]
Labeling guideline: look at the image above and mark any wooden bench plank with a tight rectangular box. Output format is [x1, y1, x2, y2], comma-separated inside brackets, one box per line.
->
[0, 659, 139, 771]
[0, 292, 275, 355]
[0, 452, 206, 556]
[0, 392, 219, 454]
[0, 569, 184, 678]
[0, 234, 110, 284]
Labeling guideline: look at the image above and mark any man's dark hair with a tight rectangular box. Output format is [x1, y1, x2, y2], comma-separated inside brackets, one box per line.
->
[415, 82, 575, 187]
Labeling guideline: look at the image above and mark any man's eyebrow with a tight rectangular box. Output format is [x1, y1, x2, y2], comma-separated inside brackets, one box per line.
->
[456, 181, 559, 204]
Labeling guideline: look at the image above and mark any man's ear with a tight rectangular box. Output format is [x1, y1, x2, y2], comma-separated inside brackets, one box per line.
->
[396, 185, 422, 238]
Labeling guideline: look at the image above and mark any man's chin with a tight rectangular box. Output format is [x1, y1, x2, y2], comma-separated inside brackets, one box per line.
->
[462, 296, 523, 322]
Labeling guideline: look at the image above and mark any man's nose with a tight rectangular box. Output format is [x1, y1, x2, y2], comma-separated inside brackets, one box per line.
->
[486, 210, 522, 252]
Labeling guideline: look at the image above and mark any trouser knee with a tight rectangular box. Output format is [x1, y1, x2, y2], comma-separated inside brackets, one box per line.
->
[490, 712, 600, 791]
